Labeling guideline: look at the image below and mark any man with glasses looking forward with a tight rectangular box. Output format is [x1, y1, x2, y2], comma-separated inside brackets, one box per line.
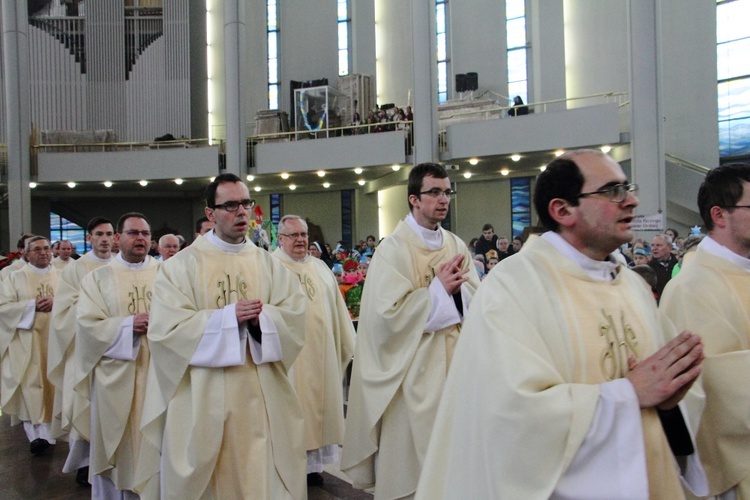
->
[417, 149, 707, 499]
[342, 163, 480, 499]
[137, 173, 307, 498]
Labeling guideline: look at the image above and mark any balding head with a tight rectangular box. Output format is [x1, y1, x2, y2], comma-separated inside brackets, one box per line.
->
[158, 234, 180, 261]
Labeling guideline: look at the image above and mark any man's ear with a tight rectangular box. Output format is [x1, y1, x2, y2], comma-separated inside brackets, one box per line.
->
[710, 205, 727, 229]
[548, 198, 576, 228]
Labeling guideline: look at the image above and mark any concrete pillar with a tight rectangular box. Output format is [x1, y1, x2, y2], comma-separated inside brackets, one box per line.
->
[223, 0, 247, 176]
[410, 0, 439, 165]
[2, 1, 32, 242]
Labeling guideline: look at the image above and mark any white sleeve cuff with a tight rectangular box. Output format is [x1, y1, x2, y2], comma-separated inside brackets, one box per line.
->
[190, 304, 245, 367]
[17, 300, 36, 330]
[103, 316, 140, 361]
[552, 379, 648, 500]
[423, 278, 462, 332]
[248, 309, 282, 364]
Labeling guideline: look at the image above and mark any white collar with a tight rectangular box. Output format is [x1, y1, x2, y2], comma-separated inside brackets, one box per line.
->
[27, 263, 51, 275]
[205, 230, 246, 254]
[542, 231, 620, 281]
[84, 251, 113, 264]
[117, 253, 150, 270]
[700, 236, 750, 272]
[405, 213, 443, 250]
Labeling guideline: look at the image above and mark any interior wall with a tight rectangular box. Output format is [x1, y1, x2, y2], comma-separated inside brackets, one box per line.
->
[245, 0, 270, 131]
[378, 184, 409, 237]
[279, 189, 342, 244]
[374, 1, 413, 107]
[354, 189, 379, 242]
[350, 0, 377, 80]
[454, 178, 512, 244]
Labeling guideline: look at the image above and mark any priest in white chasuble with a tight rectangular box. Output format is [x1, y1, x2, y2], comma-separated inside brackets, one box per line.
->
[0, 236, 58, 455]
[72, 213, 158, 498]
[47, 217, 114, 483]
[417, 150, 708, 500]
[273, 214, 355, 486]
[136, 174, 307, 499]
[341, 163, 480, 500]
[661, 163, 750, 499]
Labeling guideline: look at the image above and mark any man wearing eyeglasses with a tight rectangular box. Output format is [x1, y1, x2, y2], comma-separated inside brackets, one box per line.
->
[72, 212, 159, 497]
[0, 236, 58, 456]
[660, 163, 750, 499]
[48, 216, 114, 486]
[417, 150, 707, 499]
[272, 214, 355, 486]
[137, 173, 307, 498]
[342, 163, 480, 499]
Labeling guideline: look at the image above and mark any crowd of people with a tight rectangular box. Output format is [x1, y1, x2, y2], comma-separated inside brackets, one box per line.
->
[0, 156, 749, 499]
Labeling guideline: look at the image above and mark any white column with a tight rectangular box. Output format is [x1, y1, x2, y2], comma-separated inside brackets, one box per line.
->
[223, 0, 247, 176]
[628, 0, 665, 225]
[2, 1, 32, 240]
[410, 0, 439, 165]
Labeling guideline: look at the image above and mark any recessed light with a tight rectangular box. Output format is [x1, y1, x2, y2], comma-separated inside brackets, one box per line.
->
[323, 182, 330, 188]
[554, 150, 565, 157]
[29, 182, 37, 188]
[175, 178, 184, 185]
[317, 170, 326, 177]
[103, 181, 113, 188]
[289, 184, 296, 190]
[281, 173, 290, 180]
[139, 180, 148, 187]
[67, 182, 76, 188]
[601, 145, 612, 153]
[392, 164, 401, 171]
[540, 166, 547, 172]
[511, 154, 521, 162]
[463, 172, 472, 179]
[254, 186, 261, 192]
[209, 176, 216, 182]
[500, 169, 510, 176]
[246, 175, 255, 182]
[469, 158, 479, 166]
[354, 168, 363, 174]
[358, 179, 366, 186]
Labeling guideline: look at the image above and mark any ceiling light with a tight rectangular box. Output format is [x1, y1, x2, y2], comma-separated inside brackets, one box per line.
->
[354, 167, 363, 174]
[281, 172, 290, 180]
[469, 158, 479, 166]
[254, 186, 261, 192]
[391, 165, 401, 171]
[463, 172, 472, 179]
[323, 182, 330, 188]
[540, 166, 547, 172]
[246, 174, 255, 182]
[554, 150, 565, 157]
[600, 145, 612, 153]
[103, 181, 113, 188]
[139, 180, 148, 187]
[209, 176, 216, 182]
[500, 169, 510, 176]
[317, 170, 326, 177]
[511, 154, 521, 162]
[174, 178, 184, 185]
[29, 182, 37, 188]
[67, 182, 76, 188]
[358, 179, 366, 186]
[289, 184, 296, 190]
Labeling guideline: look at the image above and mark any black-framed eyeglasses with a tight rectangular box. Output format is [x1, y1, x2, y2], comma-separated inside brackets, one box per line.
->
[279, 232, 309, 240]
[123, 230, 152, 238]
[576, 183, 638, 203]
[722, 205, 750, 209]
[210, 199, 256, 212]
[419, 188, 456, 199]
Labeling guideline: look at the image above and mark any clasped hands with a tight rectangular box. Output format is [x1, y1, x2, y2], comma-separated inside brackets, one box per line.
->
[35, 296, 53, 313]
[235, 299, 263, 327]
[436, 254, 469, 295]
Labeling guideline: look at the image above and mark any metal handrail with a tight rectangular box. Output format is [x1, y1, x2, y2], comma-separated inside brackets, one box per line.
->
[33, 138, 214, 153]
[665, 153, 710, 175]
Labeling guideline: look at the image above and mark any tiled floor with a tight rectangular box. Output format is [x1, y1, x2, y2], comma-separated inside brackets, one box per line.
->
[0, 413, 371, 499]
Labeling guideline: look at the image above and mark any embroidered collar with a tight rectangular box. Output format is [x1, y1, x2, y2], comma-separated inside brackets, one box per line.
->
[206, 230, 246, 254]
[405, 213, 443, 250]
[542, 231, 620, 281]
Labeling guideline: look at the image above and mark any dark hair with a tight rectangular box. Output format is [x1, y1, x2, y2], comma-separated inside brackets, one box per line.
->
[195, 216, 210, 234]
[16, 233, 33, 249]
[481, 223, 494, 232]
[205, 173, 243, 207]
[533, 157, 586, 231]
[407, 163, 449, 212]
[631, 264, 657, 289]
[697, 163, 750, 231]
[116, 212, 150, 234]
[87, 216, 113, 234]
[665, 227, 678, 239]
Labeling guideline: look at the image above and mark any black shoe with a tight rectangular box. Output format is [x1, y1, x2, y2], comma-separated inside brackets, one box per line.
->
[29, 438, 50, 456]
[76, 466, 90, 486]
[307, 472, 324, 486]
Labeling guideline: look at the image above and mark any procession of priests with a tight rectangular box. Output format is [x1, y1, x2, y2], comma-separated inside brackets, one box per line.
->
[1, 158, 750, 499]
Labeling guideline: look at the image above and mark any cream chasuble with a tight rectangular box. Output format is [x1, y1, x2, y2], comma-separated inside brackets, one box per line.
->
[135, 236, 307, 500]
[0, 258, 26, 282]
[48, 252, 111, 440]
[272, 248, 355, 452]
[341, 220, 479, 500]
[661, 244, 750, 498]
[74, 256, 159, 491]
[0, 264, 58, 424]
[52, 257, 71, 270]
[416, 235, 704, 500]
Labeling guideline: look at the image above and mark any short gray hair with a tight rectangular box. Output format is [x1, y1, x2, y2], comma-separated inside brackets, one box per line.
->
[25, 235, 49, 253]
[278, 215, 307, 236]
